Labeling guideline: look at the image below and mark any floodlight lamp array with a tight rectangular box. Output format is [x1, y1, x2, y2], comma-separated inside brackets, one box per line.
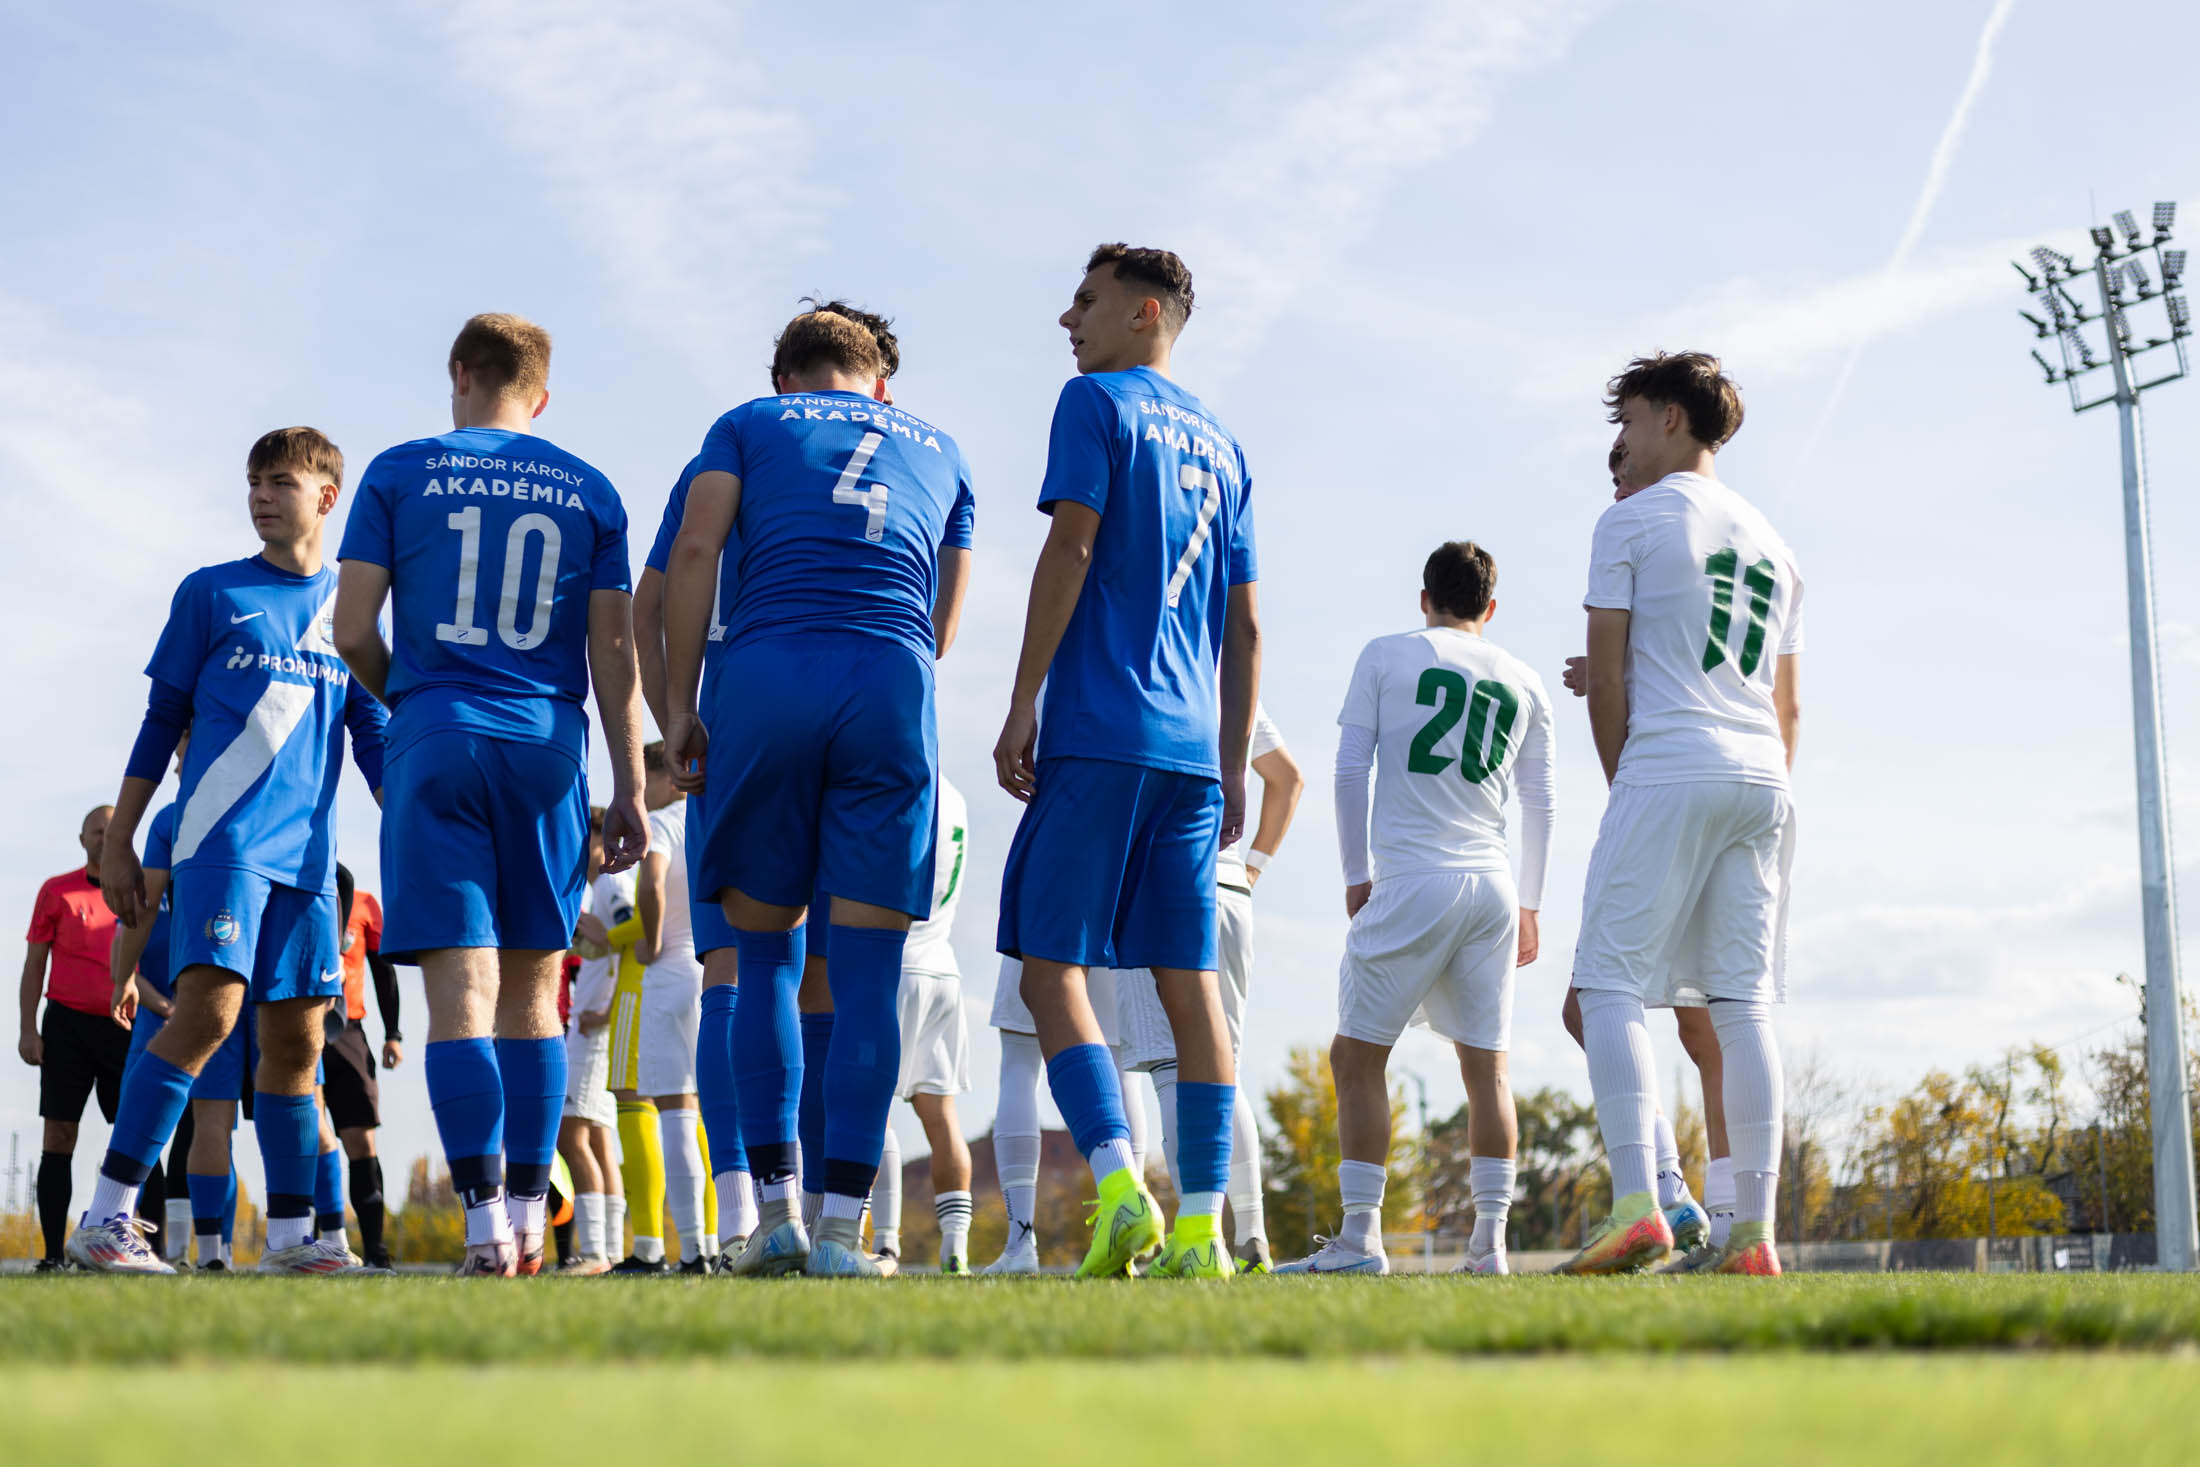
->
[2155, 201, 2177, 239]
[2116, 210, 2144, 248]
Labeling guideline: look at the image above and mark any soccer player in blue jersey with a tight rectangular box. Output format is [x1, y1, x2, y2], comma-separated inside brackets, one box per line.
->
[75, 427, 389, 1275]
[334, 314, 649, 1277]
[994, 244, 1261, 1280]
[663, 306, 973, 1278]
[107, 793, 187, 1261]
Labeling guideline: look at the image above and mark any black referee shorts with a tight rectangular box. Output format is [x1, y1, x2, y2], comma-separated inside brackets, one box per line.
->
[38, 1002, 129, 1124]
[321, 1024, 381, 1132]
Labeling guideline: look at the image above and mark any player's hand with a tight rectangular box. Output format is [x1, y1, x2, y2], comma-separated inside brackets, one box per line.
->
[100, 843, 147, 928]
[1561, 656, 1588, 697]
[666, 709, 709, 795]
[1345, 881, 1371, 918]
[1245, 866, 1262, 890]
[111, 979, 138, 1030]
[1219, 769, 1247, 850]
[1517, 908, 1541, 967]
[578, 1007, 610, 1035]
[600, 793, 650, 875]
[994, 702, 1040, 803]
[574, 912, 609, 948]
[18, 1031, 41, 1066]
[382, 1039, 403, 1069]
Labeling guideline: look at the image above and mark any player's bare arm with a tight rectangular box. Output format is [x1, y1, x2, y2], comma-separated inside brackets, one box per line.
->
[994, 501, 1100, 802]
[18, 941, 48, 1065]
[1776, 653, 1803, 769]
[933, 546, 973, 658]
[636, 852, 667, 967]
[662, 469, 741, 792]
[333, 560, 395, 703]
[632, 566, 670, 735]
[1585, 607, 1631, 785]
[97, 776, 160, 928]
[1245, 733, 1301, 888]
[1218, 582, 1262, 849]
[105, 864, 169, 1024]
[587, 587, 650, 875]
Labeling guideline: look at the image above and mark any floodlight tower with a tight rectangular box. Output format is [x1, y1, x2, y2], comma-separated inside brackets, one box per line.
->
[2014, 202, 2196, 1270]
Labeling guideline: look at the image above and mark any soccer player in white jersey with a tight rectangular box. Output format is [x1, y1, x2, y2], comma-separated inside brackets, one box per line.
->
[1558, 352, 1802, 1278]
[557, 813, 626, 1274]
[1279, 542, 1553, 1276]
[635, 741, 717, 1272]
[1118, 701, 1302, 1272]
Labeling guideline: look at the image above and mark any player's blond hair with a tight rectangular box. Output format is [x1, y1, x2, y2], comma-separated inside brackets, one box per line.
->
[449, 312, 552, 401]
[246, 426, 344, 488]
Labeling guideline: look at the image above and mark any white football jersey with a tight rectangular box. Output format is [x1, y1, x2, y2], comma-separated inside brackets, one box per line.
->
[1215, 702, 1286, 888]
[1338, 627, 1554, 882]
[902, 775, 968, 977]
[644, 805, 695, 969]
[573, 867, 636, 1017]
[1584, 473, 1804, 787]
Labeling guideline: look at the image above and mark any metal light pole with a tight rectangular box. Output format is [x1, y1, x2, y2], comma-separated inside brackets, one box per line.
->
[2014, 203, 2197, 1270]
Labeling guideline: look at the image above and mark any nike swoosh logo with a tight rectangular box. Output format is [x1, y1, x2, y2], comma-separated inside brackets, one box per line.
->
[230, 611, 265, 623]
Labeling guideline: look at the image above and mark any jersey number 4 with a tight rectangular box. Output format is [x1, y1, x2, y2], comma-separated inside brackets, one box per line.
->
[435, 506, 563, 650]
[1406, 669, 1520, 783]
[833, 432, 890, 543]
[1702, 548, 1776, 675]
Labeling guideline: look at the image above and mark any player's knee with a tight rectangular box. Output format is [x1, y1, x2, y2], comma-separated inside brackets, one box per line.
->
[1329, 1034, 1383, 1089]
[1561, 986, 1584, 1048]
[42, 1119, 78, 1152]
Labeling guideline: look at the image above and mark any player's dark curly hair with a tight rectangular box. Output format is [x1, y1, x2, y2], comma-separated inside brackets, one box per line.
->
[1424, 541, 1497, 621]
[1086, 243, 1195, 333]
[1604, 350, 1744, 450]
[771, 298, 897, 388]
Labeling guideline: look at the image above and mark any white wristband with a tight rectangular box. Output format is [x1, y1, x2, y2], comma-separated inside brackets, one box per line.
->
[1244, 848, 1272, 873]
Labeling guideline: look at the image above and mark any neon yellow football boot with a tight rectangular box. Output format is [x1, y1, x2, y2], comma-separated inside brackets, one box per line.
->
[1148, 1214, 1234, 1280]
[1553, 1190, 1674, 1275]
[1712, 1221, 1783, 1276]
[1075, 1168, 1163, 1279]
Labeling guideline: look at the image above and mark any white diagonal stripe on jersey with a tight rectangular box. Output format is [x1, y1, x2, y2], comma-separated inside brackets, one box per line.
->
[173, 678, 319, 863]
[294, 589, 340, 656]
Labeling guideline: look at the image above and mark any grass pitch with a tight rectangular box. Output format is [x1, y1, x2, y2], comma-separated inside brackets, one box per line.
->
[9, 1275, 2199, 1465]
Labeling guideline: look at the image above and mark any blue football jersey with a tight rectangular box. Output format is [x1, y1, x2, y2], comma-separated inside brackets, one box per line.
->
[644, 455, 741, 667]
[696, 393, 975, 660]
[138, 803, 178, 999]
[338, 428, 631, 763]
[1035, 369, 1257, 778]
[144, 557, 386, 893]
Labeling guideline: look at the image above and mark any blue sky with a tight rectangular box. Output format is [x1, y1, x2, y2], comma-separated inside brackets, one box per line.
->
[5, 0, 2197, 1205]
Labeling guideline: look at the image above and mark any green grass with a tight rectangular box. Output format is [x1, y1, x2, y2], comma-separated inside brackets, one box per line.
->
[5, 1273, 2200, 1362]
[13, 1358, 2200, 1467]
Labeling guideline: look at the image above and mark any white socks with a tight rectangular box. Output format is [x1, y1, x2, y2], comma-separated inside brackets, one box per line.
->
[995, 1030, 1045, 1255]
[715, 1170, 757, 1245]
[994, 1132, 1040, 1255]
[870, 1126, 904, 1254]
[504, 1190, 546, 1239]
[1089, 1137, 1136, 1185]
[1468, 1156, 1515, 1256]
[462, 1194, 512, 1247]
[1118, 1054, 1148, 1176]
[1710, 1000, 1783, 1228]
[935, 1190, 972, 1265]
[1151, 1061, 1182, 1188]
[1706, 1156, 1736, 1247]
[164, 1199, 193, 1260]
[1578, 988, 1658, 1203]
[85, 1174, 138, 1224]
[1179, 1190, 1224, 1222]
[1338, 1159, 1387, 1251]
[268, 1214, 314, 1252]
[317, 1225, 348, 1248]
[820, 1191, 866, 1223]
[606, 1193, 629, 1258]
[1654, 1110, 1691, 1208]
[1229, 1088, 1266, 1246]
[658, 1107, 706, 1263]
[575, 1192, 606, 1259]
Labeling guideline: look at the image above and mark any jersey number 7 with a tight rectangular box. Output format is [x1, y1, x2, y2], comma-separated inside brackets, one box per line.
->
[1165, 464, 1223, 608]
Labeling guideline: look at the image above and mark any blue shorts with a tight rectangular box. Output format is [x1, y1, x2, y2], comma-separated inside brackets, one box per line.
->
[169, 866, 343, 1005]
[699, 634, 938, 919]
[380, 730, 589, 958]
[997, 757, 1221, 972]
[126, 1007, 166, 1066]
[683, 792, 737, 960]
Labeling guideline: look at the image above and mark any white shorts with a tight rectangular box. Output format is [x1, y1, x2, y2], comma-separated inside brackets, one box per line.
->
[989, 955, 1121, 1045]
[1120, 884, 1253, 1072]
[897, 968, 971, 1099]
[562, 1022, 616, 1128]
[638, 958, 702, 1096]
[1337, 868, 1517, 1051]
[1572, 780, 1796, 1006]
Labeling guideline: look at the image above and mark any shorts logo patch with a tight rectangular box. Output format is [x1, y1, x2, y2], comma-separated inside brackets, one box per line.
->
[207, 911, 242, 946]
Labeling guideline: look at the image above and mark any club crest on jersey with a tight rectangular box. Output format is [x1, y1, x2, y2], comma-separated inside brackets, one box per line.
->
[206, 911, 242, 946]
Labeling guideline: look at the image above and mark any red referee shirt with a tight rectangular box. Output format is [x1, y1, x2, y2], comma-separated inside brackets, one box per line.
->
[27, 868, 117, 1017]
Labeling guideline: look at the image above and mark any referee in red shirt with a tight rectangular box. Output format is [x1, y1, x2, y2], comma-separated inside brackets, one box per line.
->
[18, 806, 132, 1268]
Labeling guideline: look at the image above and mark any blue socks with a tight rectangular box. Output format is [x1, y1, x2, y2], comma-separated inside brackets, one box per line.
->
[730, 927, 806, 1183]
[101, 1052, 194, 1186]
[820, 926, 907, 1199]
[314, 1146, 345, 1232]
[255, 1092, 319, 1222]
[426, 1038, 505, 1201]
[1046, 1043, 1132, 1158]
[1175, 1081, 1236, 1196]
[698, 983, 745, 1173]
[798, 1011, 833, 1193]
[495, 1036, 565, 1198]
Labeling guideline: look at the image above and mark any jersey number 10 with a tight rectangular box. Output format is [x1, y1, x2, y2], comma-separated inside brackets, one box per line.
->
[1407, 669, 1520, 784]
[435, 506, 564, 651]
[1702, 548, 1776, 676]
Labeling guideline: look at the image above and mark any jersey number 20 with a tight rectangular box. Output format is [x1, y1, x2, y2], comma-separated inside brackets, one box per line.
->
[1407, 669, 1520, 783]
[435, 506, 562, 651]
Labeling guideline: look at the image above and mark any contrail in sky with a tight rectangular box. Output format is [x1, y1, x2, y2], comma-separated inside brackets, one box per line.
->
[1790, 0, 2018, 477]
